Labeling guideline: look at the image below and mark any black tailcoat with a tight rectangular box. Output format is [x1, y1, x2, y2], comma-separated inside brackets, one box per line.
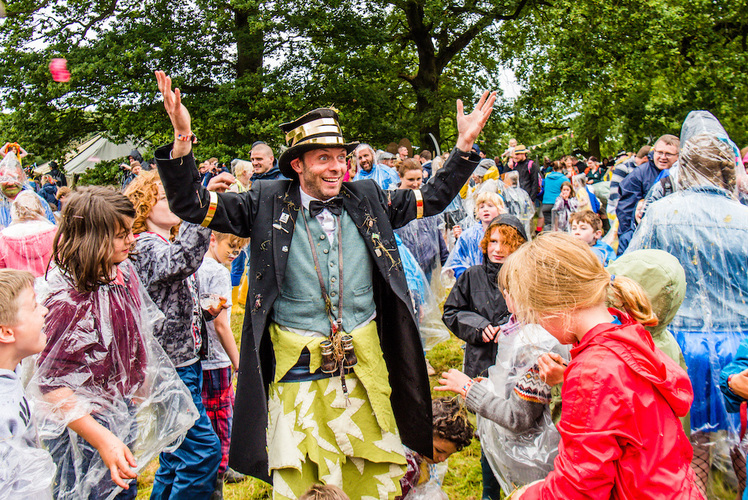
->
[155, 145, 479, 483]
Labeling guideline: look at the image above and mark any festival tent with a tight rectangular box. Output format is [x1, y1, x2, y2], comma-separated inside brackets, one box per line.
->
[34, 134, 142, 176]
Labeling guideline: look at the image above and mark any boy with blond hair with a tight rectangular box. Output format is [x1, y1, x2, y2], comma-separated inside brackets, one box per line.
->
[200, 230, 251, 496]
[0, 269, 55, 496]
[570, 211, 615, 265]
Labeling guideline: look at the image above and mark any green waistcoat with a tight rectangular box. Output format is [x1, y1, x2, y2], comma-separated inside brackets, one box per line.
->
[271, 207, 375, 334]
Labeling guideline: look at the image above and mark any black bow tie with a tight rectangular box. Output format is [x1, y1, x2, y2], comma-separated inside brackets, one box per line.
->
[309, 197, 343, 217]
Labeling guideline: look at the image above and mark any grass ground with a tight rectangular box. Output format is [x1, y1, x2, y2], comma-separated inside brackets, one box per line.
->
[135, 307, 736, 500]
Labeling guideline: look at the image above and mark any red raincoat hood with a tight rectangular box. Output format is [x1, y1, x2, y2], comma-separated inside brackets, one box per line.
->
[572, 308, 693, 417]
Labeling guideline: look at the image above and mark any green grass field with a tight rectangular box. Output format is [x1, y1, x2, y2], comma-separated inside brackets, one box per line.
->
[135, 307, 736, 500]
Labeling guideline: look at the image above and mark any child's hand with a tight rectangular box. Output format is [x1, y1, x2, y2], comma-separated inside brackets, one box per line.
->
[95, 429, 137, 489]
[538, 352, 567, 386]
[435, 368, 471, 396]
[453, 225, 462, 239]
[482, 324, 500, 343]
[728, 368, 748, 399]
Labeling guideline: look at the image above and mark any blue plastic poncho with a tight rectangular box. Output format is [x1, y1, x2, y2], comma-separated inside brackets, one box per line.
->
[627, 110, 748, 435]
[443, 224, 485, 281]
[353, 164, 401, 191]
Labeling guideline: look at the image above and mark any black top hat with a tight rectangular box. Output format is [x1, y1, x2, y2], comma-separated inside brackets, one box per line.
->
[278, 108, 359, 179]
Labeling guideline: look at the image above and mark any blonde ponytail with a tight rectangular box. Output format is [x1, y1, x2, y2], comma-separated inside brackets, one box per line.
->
[608, 275, 658, 326]
[501, 232, 658, 327]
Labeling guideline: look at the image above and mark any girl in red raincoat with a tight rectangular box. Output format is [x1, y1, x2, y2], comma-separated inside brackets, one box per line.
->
[506, 233, 702, 500]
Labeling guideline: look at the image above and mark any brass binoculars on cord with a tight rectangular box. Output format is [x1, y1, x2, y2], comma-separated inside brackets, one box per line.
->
[320, 335, 357, 374]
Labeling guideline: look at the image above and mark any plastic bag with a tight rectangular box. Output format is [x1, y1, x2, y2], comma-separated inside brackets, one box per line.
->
[0, 439, 55, 500]
[26, 261, 199, 500]
[404, 480, 448, 499]
[477, 324, 565, 492]
[628, 110, 748, 437]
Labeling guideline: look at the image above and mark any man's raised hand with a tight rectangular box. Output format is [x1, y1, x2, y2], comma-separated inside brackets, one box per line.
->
[455, 90, 497, 153]
[155, 71, 193, 157]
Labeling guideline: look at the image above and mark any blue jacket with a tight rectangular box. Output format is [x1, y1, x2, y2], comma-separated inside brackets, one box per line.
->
[542, 172, 567, 205]
[39, 183, 58, 209]
[616, 154, 663, 254]
[250, 160, 287, 182]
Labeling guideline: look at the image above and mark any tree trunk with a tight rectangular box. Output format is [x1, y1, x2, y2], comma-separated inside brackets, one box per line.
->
[234, 7, 263, 78]
[588, 136, 601, 160]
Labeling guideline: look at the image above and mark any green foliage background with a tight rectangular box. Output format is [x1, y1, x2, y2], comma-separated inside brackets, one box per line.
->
[1, 0, 746, 167]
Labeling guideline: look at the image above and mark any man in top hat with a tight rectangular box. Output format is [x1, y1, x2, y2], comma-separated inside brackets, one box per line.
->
[154, 71, 495, 500]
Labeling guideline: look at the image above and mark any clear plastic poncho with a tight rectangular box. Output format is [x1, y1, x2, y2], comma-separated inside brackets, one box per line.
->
[0, 191, 57, 277]
[0, 152, 55, 229]
[478, 323, 566, 492]
[628, 110, 748, 435]
[501, 187, 534, 238]
[0, 439, 56, 499]
[395, 234, 449, 351]
[27, 261, 199, 500]
[395, 216, 443, 278]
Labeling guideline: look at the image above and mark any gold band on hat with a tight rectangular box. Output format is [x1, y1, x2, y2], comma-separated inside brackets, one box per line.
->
[285, 118, 342, 146]
[201, 191, 218, 228]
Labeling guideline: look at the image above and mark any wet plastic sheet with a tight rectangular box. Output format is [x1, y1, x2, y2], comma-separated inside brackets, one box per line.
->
[477, 324, 564, 492]
[395, 234, 449, 351]
[501, 187, 534, 238]
[27, 261, 199, 500]
[395, 216, 443, 278]
[0, 439, 55, 499]
[628, 110, 748, 436]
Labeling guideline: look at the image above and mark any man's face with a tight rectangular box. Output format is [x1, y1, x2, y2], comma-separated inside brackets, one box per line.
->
[652, 140, 678, 170]
[1, 182, 21, 200]
[292, 148, 347, 201]
[357, 149, 374, 172]
[515, 153, 527, 162]
[587, 159, 598, 171]
[251, 148, 275, 174]
[398, 146, 408, 159]
[381, 158, 393, 168]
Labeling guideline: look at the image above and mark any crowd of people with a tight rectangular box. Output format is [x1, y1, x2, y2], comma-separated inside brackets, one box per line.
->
[1, 73, 748, 500]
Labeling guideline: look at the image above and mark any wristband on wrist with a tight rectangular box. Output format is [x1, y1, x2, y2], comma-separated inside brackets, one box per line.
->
[176, 133, 198, 144]
[462, 379, 475, 398]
